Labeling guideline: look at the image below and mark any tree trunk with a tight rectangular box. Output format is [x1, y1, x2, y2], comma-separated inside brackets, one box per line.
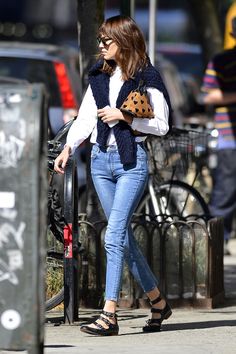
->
[76, 1, 105, 221]
[77, 0, 104, 89]
[189, 0, 223, 64]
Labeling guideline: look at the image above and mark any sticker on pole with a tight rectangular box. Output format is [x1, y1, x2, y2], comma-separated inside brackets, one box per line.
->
[0, 192, 15, 208]
[1, 309, 21, 330]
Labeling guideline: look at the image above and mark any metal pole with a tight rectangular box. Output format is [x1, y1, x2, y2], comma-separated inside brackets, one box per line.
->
[148, 0, 157, 65]
[130, 0, 135, 18]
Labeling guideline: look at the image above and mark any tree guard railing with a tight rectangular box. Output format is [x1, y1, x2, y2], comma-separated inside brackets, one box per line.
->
[77, 215, 224, 309]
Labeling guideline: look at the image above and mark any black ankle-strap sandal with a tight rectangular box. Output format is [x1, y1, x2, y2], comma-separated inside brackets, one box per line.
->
[143, 295, 172, 333]
[80, 310, 119, 336]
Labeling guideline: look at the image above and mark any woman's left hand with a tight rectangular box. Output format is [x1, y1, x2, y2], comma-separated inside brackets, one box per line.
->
[98, 107, 133, 125]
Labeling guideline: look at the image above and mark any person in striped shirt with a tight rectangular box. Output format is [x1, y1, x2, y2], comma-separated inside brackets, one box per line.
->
[202, 17, 236, 255]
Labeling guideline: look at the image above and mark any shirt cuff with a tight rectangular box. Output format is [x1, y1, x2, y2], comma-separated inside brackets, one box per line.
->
[108, 120, 119, 128]
[131, 118, 140, 131]
[64, 143, 75, 155]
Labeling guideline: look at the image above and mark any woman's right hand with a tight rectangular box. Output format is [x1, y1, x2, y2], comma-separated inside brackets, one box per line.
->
[54, 145, 71, 174]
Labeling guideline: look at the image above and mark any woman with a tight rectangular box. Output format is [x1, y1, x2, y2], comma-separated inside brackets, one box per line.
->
[54, 15, 172, 336]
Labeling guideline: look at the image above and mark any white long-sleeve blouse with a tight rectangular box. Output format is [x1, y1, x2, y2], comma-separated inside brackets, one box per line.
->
[66, 66, 169, 154]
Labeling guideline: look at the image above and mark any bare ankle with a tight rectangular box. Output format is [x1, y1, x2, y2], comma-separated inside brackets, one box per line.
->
[103, 300, 117, 315]
[152, 299, 166, 310]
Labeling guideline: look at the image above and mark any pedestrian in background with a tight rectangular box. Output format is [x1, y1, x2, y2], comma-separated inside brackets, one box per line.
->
[201, 17, 236, 255]
[54, 15, 172, 335]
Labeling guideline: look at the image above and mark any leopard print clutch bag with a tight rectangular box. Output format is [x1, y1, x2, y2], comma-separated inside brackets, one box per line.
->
[120, 79, 154, 119]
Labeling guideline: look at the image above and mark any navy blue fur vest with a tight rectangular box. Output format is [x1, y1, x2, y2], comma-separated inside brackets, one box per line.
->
[88, 59, 172, 165]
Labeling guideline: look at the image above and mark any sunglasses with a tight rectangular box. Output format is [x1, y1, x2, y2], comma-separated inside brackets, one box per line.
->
[97, 37, 113, 46]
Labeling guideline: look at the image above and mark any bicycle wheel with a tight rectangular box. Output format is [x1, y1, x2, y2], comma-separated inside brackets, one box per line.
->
[46, 185, 65, 311]
[136, 179, 209, 220]
[46, 240, 64, 311]
[46, 123, 75, 311]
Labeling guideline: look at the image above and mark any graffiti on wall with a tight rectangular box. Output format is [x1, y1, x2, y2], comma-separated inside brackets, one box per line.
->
[0, 91, 26, 286]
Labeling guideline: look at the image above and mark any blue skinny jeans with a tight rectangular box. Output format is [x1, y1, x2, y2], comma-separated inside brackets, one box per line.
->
[91, 143, 158, 301]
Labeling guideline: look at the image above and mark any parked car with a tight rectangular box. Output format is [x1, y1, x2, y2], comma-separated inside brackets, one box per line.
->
[156, 43, 205, 115]
[0, 41, 86, 194]
[0, 41, 82, 138]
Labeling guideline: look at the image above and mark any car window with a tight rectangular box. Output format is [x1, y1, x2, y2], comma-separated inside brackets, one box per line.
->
[0, 57, 61, 106]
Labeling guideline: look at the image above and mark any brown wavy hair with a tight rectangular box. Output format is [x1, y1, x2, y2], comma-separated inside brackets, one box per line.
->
[98, 15, 149, 81]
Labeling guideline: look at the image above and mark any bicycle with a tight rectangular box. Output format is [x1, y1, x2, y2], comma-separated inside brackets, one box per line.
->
[46, 120, 103, 312]
[136, 127, 210, 221]
[46, 120, 79, 311]
[46, 133, 68, 311]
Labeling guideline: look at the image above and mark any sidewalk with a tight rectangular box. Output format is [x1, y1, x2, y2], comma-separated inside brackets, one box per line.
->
[43, 239, 236, 354]
[2, 240, 236, 354]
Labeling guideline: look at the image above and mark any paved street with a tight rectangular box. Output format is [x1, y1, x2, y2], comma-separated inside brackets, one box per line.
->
[43, 302, 236, 354]
[45, 239, 236, 354]
[1, 240, 236, 354]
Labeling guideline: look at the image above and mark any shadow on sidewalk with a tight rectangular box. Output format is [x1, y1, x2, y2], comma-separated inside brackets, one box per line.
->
[113, 319, 236, 336]
[161, 319, 236, 332]
[46, 312, 148, 326]
[45, 345, 76, 349]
